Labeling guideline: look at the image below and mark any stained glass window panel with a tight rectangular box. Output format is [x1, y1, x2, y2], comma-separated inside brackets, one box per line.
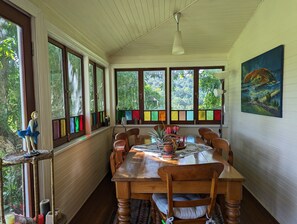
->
[199, 111, 206, 120]
[179, 111, 186, 121]
[125, 111, 132, 120]
[144, 111, 151, 121]
[159, 111, 166, 121]
[171, 111, 178, 121]
[152, 111, 158, 121]
[206, 111, 214, 120]
[186, 111, 194, 121]
[214, 110, 221, 120]
[132, 110, 140, 120]
[60, 119, 66, 137]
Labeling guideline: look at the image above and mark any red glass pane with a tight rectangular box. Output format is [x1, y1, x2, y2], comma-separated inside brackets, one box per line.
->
[79, 115, 84, 131]
[214, 110, 221, 121]
[132, 110, 140, 120]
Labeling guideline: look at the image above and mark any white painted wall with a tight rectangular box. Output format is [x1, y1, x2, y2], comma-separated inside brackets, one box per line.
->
[227, 0, 297, 223]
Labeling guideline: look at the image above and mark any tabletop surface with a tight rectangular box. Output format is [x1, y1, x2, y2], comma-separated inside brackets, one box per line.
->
[112, 141, 244, 182]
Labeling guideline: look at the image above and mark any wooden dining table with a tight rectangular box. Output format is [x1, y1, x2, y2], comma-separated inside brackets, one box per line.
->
[112, 136, 245, 224]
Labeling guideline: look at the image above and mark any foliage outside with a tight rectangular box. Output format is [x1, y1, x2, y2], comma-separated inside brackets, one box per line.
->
[0, 17, 24, 214]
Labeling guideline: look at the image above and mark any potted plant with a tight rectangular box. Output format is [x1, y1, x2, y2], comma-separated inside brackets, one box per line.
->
[148, 126, 172, 152]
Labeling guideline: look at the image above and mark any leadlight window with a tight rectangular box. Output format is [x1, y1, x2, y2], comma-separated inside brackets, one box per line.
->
[48, 38, 85, 147]
[115, 68, 167, 124]
[170, 67, 224, 124]
[89, 62, 106, 130]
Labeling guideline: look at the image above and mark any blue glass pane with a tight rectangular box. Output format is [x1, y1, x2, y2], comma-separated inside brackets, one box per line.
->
[125, 111, 132, 120]
[92, 113, 97, 126]
[187, 111, 194, 121]
[70, 117, 75, 133]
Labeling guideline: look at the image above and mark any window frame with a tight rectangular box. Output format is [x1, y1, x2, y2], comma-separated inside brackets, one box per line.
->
[0, 0, 36, 216]
[89, 60, 106, 130]
[115, 68, 167, 124]
[170, 66, 225, 125]
[48, 37, 85, 147]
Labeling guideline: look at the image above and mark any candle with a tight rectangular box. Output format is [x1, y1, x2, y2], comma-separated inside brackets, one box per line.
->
[5, 213, 15, 224]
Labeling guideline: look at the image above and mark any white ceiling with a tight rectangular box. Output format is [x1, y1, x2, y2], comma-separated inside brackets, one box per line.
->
[29, 0, 262, 60]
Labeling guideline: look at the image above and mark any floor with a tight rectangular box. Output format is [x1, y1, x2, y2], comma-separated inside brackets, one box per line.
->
[69, 172, 280, 224]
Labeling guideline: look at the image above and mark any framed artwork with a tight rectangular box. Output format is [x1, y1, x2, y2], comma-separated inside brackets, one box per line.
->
[241, 45, 284, 117]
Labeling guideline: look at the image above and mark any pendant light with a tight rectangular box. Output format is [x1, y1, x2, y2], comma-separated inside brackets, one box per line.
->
[172, 12, 185, 55]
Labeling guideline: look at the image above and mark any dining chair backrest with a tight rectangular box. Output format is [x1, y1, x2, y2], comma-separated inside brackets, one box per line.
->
[156, 163, 224, 222]
[212, 138, 233, 165]
[110, 140, 126, 176]
[126, 128, 140, 148]
[114, 132, 130, 153]
[202, 131, 220, 147]
[198, 127, 213, 139]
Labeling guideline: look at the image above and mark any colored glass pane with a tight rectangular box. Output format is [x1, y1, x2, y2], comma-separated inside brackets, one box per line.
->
[132, 110, 140, 120]
[171, 111, 178, 121]
[186, 111, 194, 121]
[92, 113, 97, 126]
[125, 111, 132, 120]
[70, 117, 75, 133]
[79, 115, 83, 131]
[179, 111, 186, 121]
[60, 119, 66, 137]
[144, 111, 151, 121]
[214, 110, 221, 121]
[159, 111, 166, 121]
[152, 111, 158, 121]
[75, 116, 79, 132]
[118, 110, 125, 122]
[206, 111, 214, 120]
[199, 111, 206, 120]
[53, 120, 60, 140]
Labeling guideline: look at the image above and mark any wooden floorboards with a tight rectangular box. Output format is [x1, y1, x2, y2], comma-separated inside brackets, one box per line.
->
[69, 172, 279, 224]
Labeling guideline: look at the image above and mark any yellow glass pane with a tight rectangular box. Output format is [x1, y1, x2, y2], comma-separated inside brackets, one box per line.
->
[171, 111, 178, 121]
[199, 111, 206, 120]
[60, 119, 66, 137]
[144, 111, 151, 121]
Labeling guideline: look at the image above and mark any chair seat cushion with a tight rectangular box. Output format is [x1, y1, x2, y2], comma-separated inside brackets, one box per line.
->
[152, 193, 207, 219]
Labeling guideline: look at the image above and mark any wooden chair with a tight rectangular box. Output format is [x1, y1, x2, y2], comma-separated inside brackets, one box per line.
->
[202, 131, 219, 147]
[212, 138, 233, 165]
[152, 163, 224, 224]
[126, 128, 140, 148]
[111, 140, 152, 201]
[196, 127, 213, 144]
[110, 140, 126, 176]
[114, 132, 130, 153]
[198, 127, 213, 139]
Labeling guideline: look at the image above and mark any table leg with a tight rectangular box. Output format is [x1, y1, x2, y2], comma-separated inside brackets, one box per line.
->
[117, 199, 130, 223]
[225, 199, 241, 224]
[115, 182, 130, 224]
